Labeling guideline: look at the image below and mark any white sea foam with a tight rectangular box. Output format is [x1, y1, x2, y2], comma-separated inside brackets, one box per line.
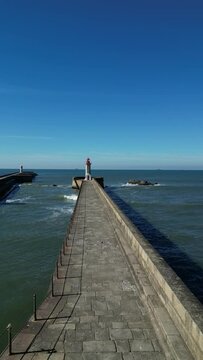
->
[64, 194, 78, 201]
[45, 206, 73, 220]
[52, 208, 73, 218]
[6, 196, 32, 204]
[122, 183, 139, 187]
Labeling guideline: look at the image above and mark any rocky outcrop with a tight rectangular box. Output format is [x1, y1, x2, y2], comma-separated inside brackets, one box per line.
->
[128, 179, 157, 186]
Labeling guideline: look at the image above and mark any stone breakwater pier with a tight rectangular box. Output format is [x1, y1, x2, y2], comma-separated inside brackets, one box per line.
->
[1, 180, 203, 360]
[0, 171, 37, 200]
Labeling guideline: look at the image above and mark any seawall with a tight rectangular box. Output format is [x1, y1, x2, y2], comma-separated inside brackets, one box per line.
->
[0, 179, 202, 359]
[92, 179, 203, 360]
[0, 172, 37, 199]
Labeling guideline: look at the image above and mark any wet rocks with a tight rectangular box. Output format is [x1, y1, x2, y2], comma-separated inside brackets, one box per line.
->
[127, 179, 157, 186]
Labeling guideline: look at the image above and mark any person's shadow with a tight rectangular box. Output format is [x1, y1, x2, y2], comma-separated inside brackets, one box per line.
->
[106, 187, 203, 304]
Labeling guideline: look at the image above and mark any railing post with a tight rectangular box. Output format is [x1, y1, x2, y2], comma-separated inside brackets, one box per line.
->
[60, 250, 63, 266]
[63, 241, 66, 255]
[56, 261, 59, 278]
[7, 324, 12, 355]
[52, 275, 54, 297]
[33, 294, 37, 321]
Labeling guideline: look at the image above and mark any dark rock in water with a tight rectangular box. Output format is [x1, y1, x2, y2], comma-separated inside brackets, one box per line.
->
[53, 184, 57, 187]
[128, 179, 156, 186]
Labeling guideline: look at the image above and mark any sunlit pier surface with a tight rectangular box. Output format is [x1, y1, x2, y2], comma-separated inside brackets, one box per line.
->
[1, 179, 202, 360]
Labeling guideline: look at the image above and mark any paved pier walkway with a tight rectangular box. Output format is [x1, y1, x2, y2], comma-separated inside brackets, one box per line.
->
[1, 181, 194, 360]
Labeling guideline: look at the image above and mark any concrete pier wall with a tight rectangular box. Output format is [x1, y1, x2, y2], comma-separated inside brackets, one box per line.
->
[92, 179, 203, 360]
[0, 179, 202, 359]
[0, 172, 37, 199]
[0, 179, 17, 199]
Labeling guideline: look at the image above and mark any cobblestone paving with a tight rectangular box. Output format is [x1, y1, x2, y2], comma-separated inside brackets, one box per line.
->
[1, 181, 172, 360]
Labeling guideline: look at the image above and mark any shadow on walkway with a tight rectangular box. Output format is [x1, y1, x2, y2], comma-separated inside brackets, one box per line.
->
[106, 187, 203, 304]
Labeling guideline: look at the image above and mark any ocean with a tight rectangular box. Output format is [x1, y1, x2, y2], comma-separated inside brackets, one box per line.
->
[0, 169, 203, 352]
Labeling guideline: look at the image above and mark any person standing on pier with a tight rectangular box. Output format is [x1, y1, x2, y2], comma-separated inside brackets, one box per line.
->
[85, 158, 92, 180]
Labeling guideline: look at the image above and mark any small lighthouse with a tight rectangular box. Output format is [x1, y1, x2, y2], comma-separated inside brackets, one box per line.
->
[85, 158, 92, 180]
[72, 158, 104, 188]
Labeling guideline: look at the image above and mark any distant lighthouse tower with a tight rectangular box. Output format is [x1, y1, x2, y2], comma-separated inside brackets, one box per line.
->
[85, 158, 92, 180]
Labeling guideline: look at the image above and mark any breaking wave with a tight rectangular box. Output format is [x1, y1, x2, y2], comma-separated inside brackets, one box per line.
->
[63, 194, 78, 201]
[6, 196, 32, 204]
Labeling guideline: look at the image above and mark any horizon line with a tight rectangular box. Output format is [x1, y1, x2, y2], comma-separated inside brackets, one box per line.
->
[1, 168, 203, 171]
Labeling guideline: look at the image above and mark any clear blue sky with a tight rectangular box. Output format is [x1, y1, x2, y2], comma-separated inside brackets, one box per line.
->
[0, 0, 203, 169]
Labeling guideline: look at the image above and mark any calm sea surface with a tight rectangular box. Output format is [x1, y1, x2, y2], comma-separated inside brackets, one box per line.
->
[0, 169, 203, 352]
